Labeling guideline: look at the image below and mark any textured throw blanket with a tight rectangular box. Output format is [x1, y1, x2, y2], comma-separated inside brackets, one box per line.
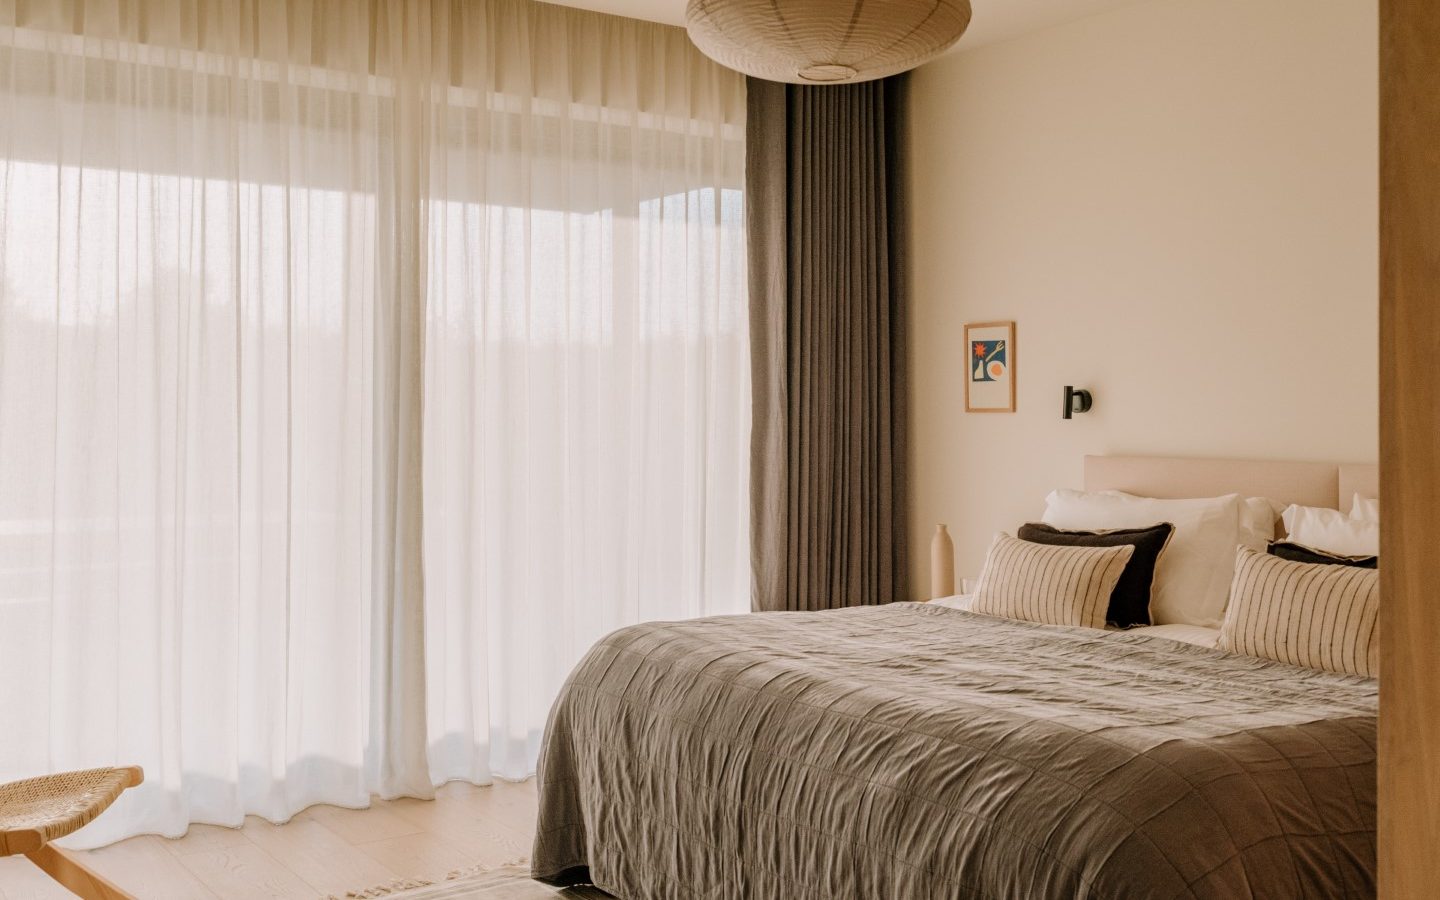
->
[533, 603, 1376, 899]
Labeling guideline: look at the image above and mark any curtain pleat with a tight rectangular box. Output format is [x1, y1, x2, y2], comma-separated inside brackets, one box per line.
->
[418, 0, 748, 786]
[748, 76, 907, 612]
[367, 0, 433, 802]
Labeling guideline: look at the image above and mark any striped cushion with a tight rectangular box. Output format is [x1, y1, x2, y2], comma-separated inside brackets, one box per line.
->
[1218, 546, 1379, 677]
[972, 533, 1134, 629]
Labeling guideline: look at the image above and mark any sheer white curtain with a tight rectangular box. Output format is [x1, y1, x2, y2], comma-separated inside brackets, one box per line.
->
[0, 0, 747, 847]
[420, 2, 749, 783]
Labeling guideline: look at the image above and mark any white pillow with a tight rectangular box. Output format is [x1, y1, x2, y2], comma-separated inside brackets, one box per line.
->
[1041, 490, 1255, 628]
[1242, 497, 1282, 546]
[1282, 504, 1380, 557]
[1350, 494, 1379, 523]
[930, 594, 975, 611]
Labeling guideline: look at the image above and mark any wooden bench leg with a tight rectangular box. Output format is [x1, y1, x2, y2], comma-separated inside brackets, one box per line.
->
[24, 844, 135, 900]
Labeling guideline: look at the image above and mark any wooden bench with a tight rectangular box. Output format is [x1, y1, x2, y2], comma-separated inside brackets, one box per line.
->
[0, 767, 143, 899]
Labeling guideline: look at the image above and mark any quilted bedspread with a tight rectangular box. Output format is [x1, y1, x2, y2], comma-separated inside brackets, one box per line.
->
[531, 603, 1376, 899]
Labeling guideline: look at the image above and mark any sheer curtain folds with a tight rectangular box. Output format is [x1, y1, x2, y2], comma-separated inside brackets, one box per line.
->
[421, 2, 749, 783]
[0, 0, 748, 846]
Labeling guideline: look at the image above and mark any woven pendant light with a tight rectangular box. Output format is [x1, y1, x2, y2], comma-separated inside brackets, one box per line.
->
[685, 0, 972, 85]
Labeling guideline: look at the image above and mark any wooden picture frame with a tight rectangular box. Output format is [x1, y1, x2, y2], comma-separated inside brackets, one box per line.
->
[964, 321, 1016, 412]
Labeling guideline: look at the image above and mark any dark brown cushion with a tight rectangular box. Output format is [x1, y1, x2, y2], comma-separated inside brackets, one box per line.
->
[1267, 541, 1377, 569]
[1016, 522, 1175, 627]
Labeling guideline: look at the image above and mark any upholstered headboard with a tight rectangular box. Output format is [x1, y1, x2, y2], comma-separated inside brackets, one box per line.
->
[1339, 463, 1379, 513]
[1083, 455, 1345, 512]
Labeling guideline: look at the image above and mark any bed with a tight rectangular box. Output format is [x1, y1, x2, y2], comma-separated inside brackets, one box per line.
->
[532, 456, 1379, 899]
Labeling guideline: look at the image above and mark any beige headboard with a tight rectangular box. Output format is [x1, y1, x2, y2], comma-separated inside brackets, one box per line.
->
[1083, 455, 1342, 511]
[1339, 463, 1379, 513]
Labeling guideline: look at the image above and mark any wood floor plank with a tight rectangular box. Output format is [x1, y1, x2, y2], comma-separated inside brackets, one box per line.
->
[172, 842, 320, 899]
[240, 817, 400, 896]
[383, 796, 532, 868]
[0, 857, 73, 900]
[81, 835, 222, 900]
[0, 778, 541, 900]
[351, 830, 481, 884]
[472, 780, 540, 833]
[298, 801, 424, 845]
[425, 780, 538, 835]
[158, 823, 253, 857]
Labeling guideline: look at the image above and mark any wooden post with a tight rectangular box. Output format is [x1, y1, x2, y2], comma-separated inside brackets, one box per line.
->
[1379, 0, 1440, 894]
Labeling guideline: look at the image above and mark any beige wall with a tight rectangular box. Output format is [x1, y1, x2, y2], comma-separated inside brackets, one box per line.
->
[907, 0, 1379, 593]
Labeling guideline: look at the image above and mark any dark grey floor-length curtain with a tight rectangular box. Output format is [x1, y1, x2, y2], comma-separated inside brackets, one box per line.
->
[748, 76, 908, 612]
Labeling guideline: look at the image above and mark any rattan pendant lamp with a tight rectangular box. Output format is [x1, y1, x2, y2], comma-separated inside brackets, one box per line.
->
[685, 0, 972, 84]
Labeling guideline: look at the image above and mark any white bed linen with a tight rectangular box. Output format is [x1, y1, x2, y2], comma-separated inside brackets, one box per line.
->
[1133, 623, 1221, 649]
[930, 596, 1221, 649]
[1283, 504, 1380, 556]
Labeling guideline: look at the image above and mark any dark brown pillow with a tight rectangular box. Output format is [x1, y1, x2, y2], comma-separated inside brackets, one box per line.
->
[1016, 522, 1175, 628]
[1267, 541, 1377, 569]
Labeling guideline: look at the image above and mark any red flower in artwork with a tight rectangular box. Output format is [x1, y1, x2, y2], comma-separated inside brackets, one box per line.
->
[973, 342, 986, 358]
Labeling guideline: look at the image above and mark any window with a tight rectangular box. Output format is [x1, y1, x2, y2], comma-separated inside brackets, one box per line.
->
[0, 0, 747, 845]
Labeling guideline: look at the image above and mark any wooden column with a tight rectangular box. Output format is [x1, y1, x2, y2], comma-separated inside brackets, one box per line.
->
[1379, 1, 1440, 895]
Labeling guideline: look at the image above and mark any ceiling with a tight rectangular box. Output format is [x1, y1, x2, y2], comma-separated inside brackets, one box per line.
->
[539, 0, 1146, 52]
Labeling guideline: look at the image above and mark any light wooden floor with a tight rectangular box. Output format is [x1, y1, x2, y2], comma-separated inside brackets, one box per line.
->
[0, 780, 538, 900]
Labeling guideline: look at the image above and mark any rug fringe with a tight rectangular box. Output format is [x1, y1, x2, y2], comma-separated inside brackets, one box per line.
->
[333, 875, 435, 899]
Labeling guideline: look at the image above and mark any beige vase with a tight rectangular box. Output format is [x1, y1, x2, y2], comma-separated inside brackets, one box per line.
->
[930, 524, 955, 600]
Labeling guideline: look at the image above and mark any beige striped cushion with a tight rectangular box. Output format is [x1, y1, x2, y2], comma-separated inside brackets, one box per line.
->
[1218, 547, 1379, 677]
[972, 533, 1134, 629]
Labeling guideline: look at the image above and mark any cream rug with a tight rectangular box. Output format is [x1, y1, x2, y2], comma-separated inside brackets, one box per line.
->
[332, 864, 613, 900]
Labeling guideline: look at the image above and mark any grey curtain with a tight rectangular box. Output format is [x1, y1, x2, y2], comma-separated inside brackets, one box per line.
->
[748, 76, 909, 613]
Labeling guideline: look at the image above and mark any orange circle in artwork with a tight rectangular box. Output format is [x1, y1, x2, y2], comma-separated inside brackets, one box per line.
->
[987, 361, 1006, 379]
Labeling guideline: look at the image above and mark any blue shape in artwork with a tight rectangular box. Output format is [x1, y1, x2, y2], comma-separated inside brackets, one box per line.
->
[971, 340, 1008, 383]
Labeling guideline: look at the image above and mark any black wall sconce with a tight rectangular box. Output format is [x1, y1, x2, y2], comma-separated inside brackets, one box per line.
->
[1063, 386, 1093, 420]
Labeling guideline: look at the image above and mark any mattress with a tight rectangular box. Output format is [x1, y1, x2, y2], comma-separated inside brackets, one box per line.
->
[533, 603, 1376, 899]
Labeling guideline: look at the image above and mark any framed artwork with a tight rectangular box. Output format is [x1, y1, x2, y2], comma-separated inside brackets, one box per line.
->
[964, 321, 1016, 413]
